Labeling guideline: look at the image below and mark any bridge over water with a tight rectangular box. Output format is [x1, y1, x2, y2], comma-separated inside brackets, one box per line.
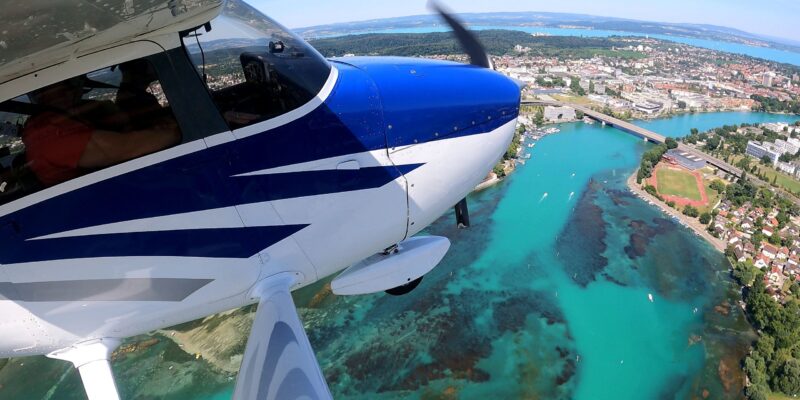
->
[521, 100, 743, 177]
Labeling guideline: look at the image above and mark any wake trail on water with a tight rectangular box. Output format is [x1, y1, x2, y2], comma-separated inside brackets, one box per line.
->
[568, 191, 575, 201]
[539, 192, 548, 203]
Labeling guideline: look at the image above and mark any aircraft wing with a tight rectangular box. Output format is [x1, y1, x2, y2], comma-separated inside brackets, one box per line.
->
[233, 274, 332, 400]
[0, 0, 221, 85]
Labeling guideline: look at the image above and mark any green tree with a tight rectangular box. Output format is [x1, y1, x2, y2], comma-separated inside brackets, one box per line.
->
[705, 136, 721, 151]
[756, 335, 776, 361]
[493, 164, 506, 178]
[699, 212, 711, 225]
[761, 155, 773, 165]
[733, 262, 758, 286]
[745, 384, 768, 400]
[570, 77, 586, 96]
[682, 205, 699, 217]
[775, 359, 800, 395]
[665, 137, 678, 149]
[709, 180, 726, 193]
[534, 108, 544, 126]
[644, 185, 659, 197]
[737, 157, 752, 170]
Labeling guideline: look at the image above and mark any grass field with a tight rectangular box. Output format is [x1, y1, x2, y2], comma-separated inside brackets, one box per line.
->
[656, 168, 703, 201]
[699, 180, 724, 214]
[758, 167, 800, 194]
[768, 391, 795, 400]
[729, 154, 800, 194]
[552, 94, 595, 106]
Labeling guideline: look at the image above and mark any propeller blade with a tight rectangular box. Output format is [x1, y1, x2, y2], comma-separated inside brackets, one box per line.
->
[428, 1, 493, 69]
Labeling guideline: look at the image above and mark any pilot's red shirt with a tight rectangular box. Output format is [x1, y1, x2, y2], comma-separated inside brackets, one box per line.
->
[23, 112, 92, 186]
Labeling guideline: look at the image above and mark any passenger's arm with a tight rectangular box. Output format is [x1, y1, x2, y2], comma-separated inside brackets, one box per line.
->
[78, 123, 180, 169]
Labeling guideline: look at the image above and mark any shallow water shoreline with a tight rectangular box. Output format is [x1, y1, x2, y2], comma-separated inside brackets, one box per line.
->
[625, 168, 726, 253]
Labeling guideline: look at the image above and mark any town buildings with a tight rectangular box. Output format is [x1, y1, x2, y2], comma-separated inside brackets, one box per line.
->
[746, 141, 782, 165]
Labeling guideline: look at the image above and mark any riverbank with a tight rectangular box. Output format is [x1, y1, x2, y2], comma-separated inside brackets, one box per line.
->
[626, 169, 727, 252]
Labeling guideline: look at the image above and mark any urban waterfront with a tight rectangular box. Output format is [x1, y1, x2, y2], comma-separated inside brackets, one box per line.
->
[2, 112, 799, 399]
[343, 26, 800, 67]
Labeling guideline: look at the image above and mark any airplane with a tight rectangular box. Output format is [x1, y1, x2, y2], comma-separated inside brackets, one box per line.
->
[0, 0, 520, 398]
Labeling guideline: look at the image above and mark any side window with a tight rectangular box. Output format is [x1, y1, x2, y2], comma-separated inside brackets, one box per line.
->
[0, 58, 182, 205]
[181, 0, 331, 130]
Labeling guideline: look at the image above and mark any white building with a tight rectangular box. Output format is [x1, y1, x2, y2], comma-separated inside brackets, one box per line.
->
[634, 101, 663, 114]
[543, 106, 576, 122]
[763, 72, 775, 87]
[777, 161, 797, 176]
[763, 122, 790, 133]
[546, 66, 568, 74]
[593, 83, 606, 94]
[746, 141, 781, 166]
[773, 138, 800, 155]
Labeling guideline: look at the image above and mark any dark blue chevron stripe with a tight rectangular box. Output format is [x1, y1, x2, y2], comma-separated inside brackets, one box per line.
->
[1, 163, 420, 241]
[0, 225, 307, 264]
[235, 163, 421, 203]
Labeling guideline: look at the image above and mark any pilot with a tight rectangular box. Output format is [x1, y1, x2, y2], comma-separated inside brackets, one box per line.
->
[23, 76, 181, 186]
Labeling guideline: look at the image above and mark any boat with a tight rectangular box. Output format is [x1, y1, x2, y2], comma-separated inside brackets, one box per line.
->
[527, 143, 534, 148]
[648, 293, 654, 302]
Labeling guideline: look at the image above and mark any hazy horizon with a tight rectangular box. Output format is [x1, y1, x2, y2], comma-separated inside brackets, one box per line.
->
[253, 0, 800, 45]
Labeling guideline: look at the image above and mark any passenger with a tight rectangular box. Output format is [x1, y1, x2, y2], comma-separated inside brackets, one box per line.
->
[116, 60, 166, 129]
[23, 76, 181, 186]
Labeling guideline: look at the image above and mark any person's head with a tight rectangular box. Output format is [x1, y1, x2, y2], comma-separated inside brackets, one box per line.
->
[29, 76, 85, 110]
[118, 60, 157, 88]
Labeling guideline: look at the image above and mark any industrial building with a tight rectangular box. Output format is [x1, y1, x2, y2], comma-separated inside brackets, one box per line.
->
[663, 149, 706, 170]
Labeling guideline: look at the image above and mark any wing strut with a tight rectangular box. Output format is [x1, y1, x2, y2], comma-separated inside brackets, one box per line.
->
[233, 273, 333, 400]
[48, 338, 122, 400]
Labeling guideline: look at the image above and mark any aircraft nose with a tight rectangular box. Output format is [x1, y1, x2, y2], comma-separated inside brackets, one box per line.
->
[370, 59, 521, 150]
[339, 57, 520, 234]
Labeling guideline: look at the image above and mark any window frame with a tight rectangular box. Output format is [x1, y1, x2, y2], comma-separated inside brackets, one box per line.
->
[177, 10, 333, 132]
[0, 39, 229, 210]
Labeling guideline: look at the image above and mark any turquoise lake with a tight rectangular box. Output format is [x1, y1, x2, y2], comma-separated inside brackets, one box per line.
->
[330, 26, 800, 67]
[2, 112, 800, 399]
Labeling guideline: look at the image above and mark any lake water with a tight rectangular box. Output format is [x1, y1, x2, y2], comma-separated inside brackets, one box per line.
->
[1, 112, 799, 399]
[335, 25, 800, 67]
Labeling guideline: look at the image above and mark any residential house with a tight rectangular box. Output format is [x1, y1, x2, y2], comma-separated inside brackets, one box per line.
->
[733, 246, 747, 263]
[779, 247, 791, 260]
[763, 243, 779, 259]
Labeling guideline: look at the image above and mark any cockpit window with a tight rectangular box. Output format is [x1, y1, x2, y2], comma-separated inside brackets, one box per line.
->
[0, 58, 182, 205]
[181, 0, 331, 130]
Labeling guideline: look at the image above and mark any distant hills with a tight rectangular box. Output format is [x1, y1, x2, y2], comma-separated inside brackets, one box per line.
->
[308, 30, 647, 60]
[295, 12, 800, 53]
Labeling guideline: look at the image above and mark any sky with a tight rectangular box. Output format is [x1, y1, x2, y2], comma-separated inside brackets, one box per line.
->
[251, 0, 800, 43]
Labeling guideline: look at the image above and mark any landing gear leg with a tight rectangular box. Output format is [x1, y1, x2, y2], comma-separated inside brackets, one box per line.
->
[48, 338, 122, 400]
[454, 198, 470, 228]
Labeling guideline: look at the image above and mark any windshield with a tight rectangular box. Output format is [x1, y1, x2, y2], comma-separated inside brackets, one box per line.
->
[182, 0, 331, 129]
